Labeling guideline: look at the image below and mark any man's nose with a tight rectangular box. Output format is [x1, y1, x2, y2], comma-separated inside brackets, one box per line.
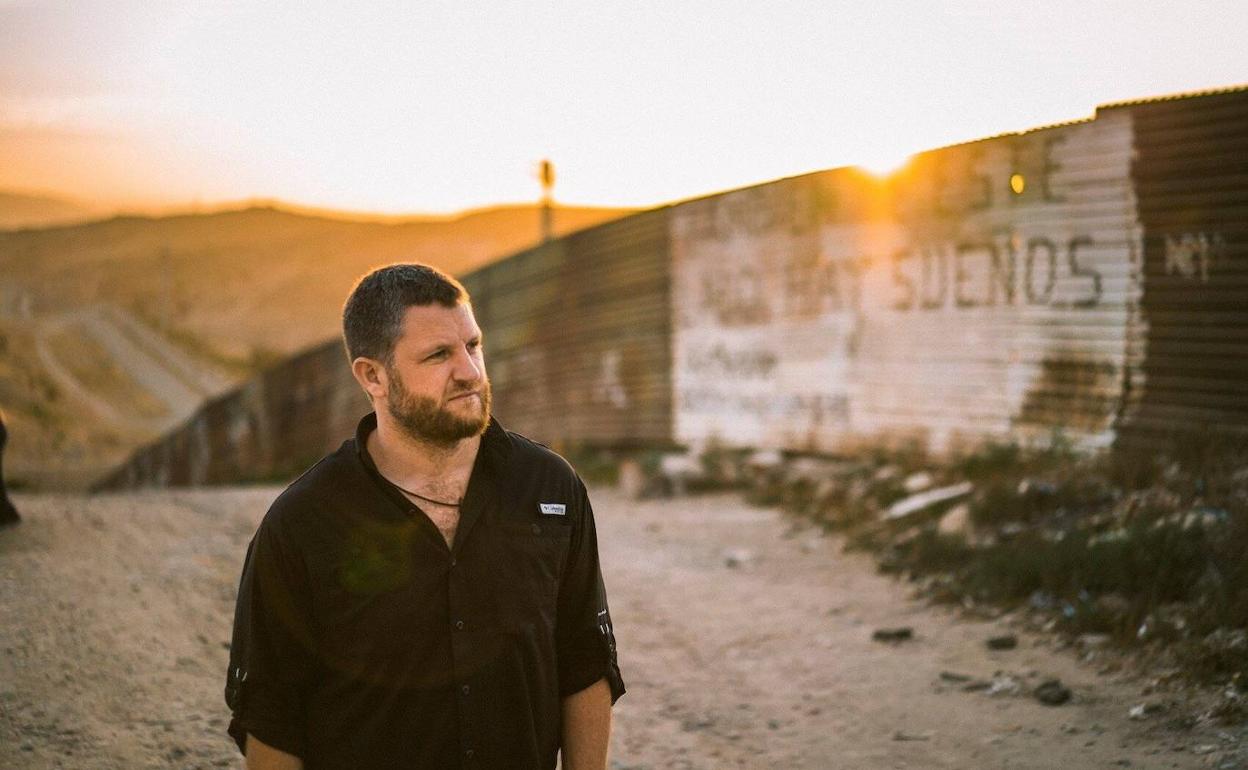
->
[452, 347, 483, 383]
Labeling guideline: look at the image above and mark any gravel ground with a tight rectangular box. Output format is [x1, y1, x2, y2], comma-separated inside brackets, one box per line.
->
[0, 486, 1243, 769]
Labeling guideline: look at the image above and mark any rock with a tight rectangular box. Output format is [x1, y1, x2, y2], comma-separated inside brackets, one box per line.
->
[902, 471, 934, 494]
[617, 459, 646, 500]
[1029, 591, 1056, 611]
[892, 730, 932, 741]
[1129, 701, 1165, 720]
[1017, 478, 1057, 497]
[962, 679, 993, 692]
[745, 449, 783, 471]
[1202, 628, 1248, 661]
[1208, 689, 1248, 725]
[659, 453, 702, 496]
[988, 674, 1022, 697]
[722, 548, 755, 569]
[872, 465, 900, 483]
[786, 457, 837, 484]
[1094, 593, 1132, 624]
[986, 634, 1018, 650]
[1179, 507, 1229, 531]
[872, 627, 913, 643]
[1077, 633, 1113, 650]
[1034, 679, 1072, 706]
[937, 503, 971, 537]
[939, 671, 973, 682]
[883, 482, 974, 522]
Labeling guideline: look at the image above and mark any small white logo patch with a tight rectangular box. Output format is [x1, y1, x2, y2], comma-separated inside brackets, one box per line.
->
[539, 503, 566, 516]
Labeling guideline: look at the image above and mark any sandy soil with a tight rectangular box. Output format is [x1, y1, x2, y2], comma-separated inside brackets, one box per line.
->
[0, 487, 1242, 769]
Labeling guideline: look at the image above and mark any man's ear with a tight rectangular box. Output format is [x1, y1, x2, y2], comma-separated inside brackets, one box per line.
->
[351, 357, 389, 402]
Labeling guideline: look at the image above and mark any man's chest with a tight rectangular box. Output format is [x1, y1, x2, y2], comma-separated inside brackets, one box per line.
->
[306, 511, 572, 637]
[414, 499, 460, 547]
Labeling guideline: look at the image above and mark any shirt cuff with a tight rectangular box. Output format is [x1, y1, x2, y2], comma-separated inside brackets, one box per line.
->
[227, 711, 307, 759]
[559, 645, 626, 704]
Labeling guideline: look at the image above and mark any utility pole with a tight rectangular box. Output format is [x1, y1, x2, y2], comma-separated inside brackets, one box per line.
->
[161, 246, 172, 332]
[539, 159, 555, 243]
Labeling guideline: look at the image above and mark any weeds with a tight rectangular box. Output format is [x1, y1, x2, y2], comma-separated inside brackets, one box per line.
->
[771, 436, 1248, 692]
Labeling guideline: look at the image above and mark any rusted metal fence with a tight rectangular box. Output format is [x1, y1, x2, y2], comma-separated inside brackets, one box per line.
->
[95, 85, 1248, 490]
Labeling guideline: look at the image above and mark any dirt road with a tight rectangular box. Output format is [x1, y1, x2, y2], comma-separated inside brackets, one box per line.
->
[0, 487, 1241, 769]
[34, 304, 230, 432]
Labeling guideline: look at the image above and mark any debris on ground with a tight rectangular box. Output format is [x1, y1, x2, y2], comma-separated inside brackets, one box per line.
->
[722, 548, 755, 569]
[872, 627, 914, 643]
[1034, 679, 1073, 706]
[724, 435, 1248, 725]
[891, 730, 933, 741]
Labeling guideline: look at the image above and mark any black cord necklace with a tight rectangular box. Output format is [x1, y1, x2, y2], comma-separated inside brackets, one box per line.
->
[391, 481, 462, 507]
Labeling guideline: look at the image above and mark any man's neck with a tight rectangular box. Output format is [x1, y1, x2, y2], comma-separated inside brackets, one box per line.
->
[368, 415, 482, 488]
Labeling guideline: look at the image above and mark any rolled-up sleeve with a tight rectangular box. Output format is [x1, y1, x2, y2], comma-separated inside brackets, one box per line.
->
[555, 479, 625, 703]
[225, 517, 317, 758]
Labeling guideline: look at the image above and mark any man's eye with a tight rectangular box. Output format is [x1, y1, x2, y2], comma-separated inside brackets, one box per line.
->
[426, 350, 448, 361]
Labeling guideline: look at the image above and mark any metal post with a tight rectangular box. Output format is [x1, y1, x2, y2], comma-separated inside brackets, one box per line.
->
[539, 159, 555, 243]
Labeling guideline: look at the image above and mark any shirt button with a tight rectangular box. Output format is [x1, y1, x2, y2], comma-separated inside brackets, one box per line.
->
[465, 749, 475, 759]
[454, 620, 465, 631]
[450, 557, 458, 568]
[531, 523, 542, 535]
[461, 684, 471, 696]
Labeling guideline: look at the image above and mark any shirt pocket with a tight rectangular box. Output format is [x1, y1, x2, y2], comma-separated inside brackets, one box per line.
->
[495, 521, 571, 630]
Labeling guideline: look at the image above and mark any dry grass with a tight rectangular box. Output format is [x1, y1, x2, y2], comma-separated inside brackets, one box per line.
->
[45, 328, 169, 421]
[0, 321, 140, 489]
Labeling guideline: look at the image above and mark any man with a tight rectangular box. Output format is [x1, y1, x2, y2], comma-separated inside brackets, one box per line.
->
[225, 264, 624, 769]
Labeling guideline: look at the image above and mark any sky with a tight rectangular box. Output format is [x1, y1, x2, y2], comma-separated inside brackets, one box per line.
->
[0, 0, 1245, 215]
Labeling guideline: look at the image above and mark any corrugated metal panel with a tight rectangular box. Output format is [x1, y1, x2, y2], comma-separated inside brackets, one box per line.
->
[671, 112, 1145, 455]
[1118, 87, 1248, 443]
[464, 208, 673, 449]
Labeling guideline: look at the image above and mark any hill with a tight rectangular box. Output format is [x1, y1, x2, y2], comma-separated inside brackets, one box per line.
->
[0, 190, 102, 230]
[0, 202, 627, 361]
[0, 202, 630, 488]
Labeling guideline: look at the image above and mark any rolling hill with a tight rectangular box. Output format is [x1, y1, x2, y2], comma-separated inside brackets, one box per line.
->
[0, 190, 103, 230]
[0, 201, 630, 489]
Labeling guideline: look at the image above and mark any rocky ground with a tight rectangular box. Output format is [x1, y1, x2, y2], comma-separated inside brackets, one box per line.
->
[0, 486, 1244, 769]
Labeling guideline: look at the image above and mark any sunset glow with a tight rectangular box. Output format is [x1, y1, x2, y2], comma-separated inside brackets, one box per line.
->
[1, 1, 1246, 214]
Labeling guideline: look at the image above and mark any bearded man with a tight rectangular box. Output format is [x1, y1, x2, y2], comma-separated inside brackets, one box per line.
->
[225, 264, 624, 770]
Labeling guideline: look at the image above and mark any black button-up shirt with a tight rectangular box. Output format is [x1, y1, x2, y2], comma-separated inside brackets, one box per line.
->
[225, 414, 625, 769]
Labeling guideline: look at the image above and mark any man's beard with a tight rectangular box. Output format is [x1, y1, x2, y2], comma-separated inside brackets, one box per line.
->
[385, 370, 492, 447]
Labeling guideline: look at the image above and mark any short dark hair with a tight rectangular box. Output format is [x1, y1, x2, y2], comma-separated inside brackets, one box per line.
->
[342, 263, 468, 363]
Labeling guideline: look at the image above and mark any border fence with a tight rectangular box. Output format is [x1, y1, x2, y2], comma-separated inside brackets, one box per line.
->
[95, 85, 1248, 490]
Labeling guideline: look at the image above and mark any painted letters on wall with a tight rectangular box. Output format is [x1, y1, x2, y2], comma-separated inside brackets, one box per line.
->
[671, 110, 1144, 452]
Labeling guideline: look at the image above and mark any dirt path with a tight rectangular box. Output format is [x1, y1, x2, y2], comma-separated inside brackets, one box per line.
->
[31, 304, 231, 434]
[0, 487, 1241, 769]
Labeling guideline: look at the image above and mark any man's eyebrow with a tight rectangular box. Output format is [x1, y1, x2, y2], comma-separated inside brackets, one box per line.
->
[416, 333, 483, 356]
